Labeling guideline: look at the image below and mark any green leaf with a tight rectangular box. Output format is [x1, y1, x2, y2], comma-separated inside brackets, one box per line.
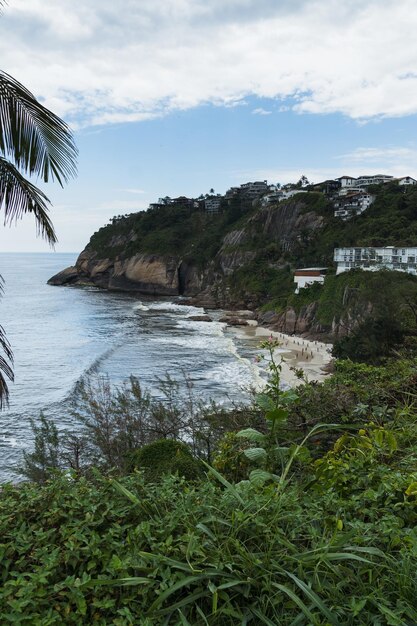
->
[236, 428, 267, 443]
[271, 584, 318, 624]
[255, 393, 275, 411]
[244, 447, 268, 463]
[149, 575, 206, 612]
[158, 591, 207, 616]
[249, 469, 275, 487]
[265, 408, 288, 423]
[251, 607, 278, 626]
[405, 481, 417, 496]
[110, 479, 140, 505]
[85, 577, 151, 587]
[285, 572, 338, 624]
[177, 609, 193, 626]
[202, 461, 244, 505]
[0, 70, 78, 185]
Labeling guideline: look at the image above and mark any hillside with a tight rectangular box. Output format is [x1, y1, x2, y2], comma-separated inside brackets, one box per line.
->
[49, 183, 417, 344]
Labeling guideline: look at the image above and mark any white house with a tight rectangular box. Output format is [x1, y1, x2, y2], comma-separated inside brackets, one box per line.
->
[280, 189, 309, 201]
[240, 180, 269, 198]
[294, 268, 327, 293]
[261, 191, 284, 205]
[336, 175, 357, 188]
[334, 247, 417, 275]
[355, 174, 394, 187]
[334, 192, 374, 219]
[205, 197, 222, 214]
[397, 176, 417, 186]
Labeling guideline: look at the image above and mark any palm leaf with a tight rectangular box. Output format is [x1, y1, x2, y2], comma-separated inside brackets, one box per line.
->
[0, 70, 77, 185]
[0, 156, 56, 244]
[0, 277, 13, 408]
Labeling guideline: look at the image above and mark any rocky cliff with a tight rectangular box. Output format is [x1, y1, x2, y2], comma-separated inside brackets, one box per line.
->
[49, 199, 323, 298]
[48, 197, 338, 336]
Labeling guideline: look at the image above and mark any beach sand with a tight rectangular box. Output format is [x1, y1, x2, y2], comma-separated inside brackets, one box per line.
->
[230, 323, 333, 388]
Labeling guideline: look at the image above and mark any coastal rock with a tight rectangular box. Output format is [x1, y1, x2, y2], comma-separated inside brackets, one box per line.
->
[219, 316, 249, 326]
[109, 254, 179, 294]
[187, 315, 213, 322]
[47, 266, 80, 286]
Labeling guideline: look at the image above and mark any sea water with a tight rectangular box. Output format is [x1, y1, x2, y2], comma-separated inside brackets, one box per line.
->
[0, 252, 264, 481]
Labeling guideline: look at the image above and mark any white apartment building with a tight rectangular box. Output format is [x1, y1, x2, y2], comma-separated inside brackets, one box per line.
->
[205, 197, 222, 214]
[355, 174, 394, 187]
[294, 268, 327, 293]
[334, 193, 375, 219]
[334, 247, 417, 275]
[240, 180, 269, 198]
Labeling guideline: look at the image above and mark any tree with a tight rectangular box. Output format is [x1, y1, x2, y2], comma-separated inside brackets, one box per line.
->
[0, 69, 77, 405]
[296, 175, 310, 188]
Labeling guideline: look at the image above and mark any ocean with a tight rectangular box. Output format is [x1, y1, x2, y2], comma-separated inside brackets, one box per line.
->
[0, 252, 264, 482]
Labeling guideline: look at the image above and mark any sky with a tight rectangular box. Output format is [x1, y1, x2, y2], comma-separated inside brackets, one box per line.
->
[0, 0, 417, 252]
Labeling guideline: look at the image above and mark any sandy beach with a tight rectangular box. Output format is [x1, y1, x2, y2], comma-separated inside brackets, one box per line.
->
[229, 322, 333, 388]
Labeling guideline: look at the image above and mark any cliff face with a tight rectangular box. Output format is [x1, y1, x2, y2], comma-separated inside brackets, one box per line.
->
[257, 283, 375, 341]
[48, 199, 333, 333]
[50, 199, 322, 295]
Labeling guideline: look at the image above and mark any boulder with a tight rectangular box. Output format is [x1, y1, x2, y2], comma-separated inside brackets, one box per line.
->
[47, 266, 79, 286]
[187, 315, 213, 322]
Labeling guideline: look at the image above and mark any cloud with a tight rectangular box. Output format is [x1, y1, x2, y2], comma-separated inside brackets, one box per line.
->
[240, 158, 417, 186]
[122, 188, 146, 195]
[335, 145, 417, 177]
[1, 0, 417, 126]
[338, 147, 417, 162]
[252, 107, 272, 115]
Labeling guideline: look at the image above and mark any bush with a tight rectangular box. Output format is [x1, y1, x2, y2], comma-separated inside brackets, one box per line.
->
[129, 439, 204, 482]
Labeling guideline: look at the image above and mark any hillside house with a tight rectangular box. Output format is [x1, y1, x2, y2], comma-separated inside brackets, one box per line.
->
[397, 176, 417, 186]
[336, 175, 357, 188]
[261, 191, 284, 205]
[334, 192, 374, 219]
[294, 268, 327, 293]
[240, 180, 269, 199]
[280, 189, 309, 201]
[205, 197, 222, 214]
[311, 179, 341, 195]
[355, 174, 394, 187]
[334, 246, 417, 275]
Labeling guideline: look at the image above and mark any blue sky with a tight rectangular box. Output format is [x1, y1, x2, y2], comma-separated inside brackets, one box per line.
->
[0, 0, 417, 252]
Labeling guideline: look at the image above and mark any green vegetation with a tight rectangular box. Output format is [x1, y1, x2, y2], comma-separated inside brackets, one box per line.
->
[87, 182, 417, 332]
[4, 347, 417, 623]
[129, 439, 204, 481]
[89, 198, 257, 268]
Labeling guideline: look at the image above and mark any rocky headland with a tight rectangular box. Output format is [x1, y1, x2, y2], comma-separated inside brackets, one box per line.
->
[49, 186, 413, 344]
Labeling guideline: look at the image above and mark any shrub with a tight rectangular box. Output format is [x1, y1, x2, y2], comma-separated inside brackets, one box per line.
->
[129, 439, 204, 482]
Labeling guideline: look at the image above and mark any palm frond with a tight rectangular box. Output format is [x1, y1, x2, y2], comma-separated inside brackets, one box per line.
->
[0, 70, 77, 186]
[0, 156, 57, 244]
[0, 280, 13, 407]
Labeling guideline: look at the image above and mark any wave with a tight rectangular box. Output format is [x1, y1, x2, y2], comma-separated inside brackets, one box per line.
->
[146, 301, 204, 315]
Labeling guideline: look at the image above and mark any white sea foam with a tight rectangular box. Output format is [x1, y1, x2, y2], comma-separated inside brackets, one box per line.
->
[146, 301, 204, 315]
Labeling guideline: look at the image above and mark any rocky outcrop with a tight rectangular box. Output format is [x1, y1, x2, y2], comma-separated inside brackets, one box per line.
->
[48, 247, 205, 296]
[47, 266, 79, 286]
[258, 303, 328, 338]
[48, 198, 328, 322]
[187, 315, 213, 322]
[257, 285, 375, 341]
